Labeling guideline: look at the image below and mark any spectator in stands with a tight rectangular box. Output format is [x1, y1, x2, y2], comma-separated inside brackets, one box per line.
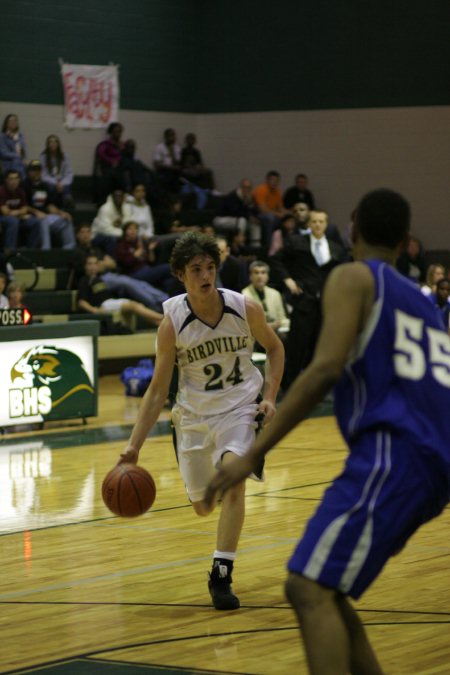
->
[180, 132, 214, 190]
[126, 183, 180, 263]
[77, 254, 163, 328]
[39, 135, 74, 210]
[24, 160, 75, 250]
[269, 213, 298, 256]
[93, 122, 124, 204]
[428, 278, 450, 332]
[156, 198, 201, 236]
[215, 235, 244, 292]
[202, 224, 216, 238]
[242, 261, 290, 338]
[119, 139, 170, 208]
[6, 280, 27, 310]
[0, 272, 9, 308]
[71, 223, 167, 311]
[115, 221, 172, 293]
[229, 229, 258, 266]
[119, 139, 151, 192]
[0, 169, 40, 250]
[91, 188, 134, 255]
[0, 114, 27, 179]
[253, 171, 289, 254]
[153, 128, 182, 195]
[292, 201, 311, 231]
[126, 183, 155, 240]
[396, 235, 426, 285]
[283, 173, 316, 210]
[213, 178, 259, 242]
[421, 263, 446, 297]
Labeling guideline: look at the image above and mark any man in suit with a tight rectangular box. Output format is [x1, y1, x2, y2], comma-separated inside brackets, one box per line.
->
[270, 210, 348, 388]
[293, 203, 347, 249]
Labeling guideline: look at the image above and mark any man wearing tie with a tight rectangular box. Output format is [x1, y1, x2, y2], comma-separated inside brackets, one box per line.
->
[270, 210, 348, 389]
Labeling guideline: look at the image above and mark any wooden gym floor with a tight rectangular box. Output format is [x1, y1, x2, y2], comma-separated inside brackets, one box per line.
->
[0, 376, 449, 674]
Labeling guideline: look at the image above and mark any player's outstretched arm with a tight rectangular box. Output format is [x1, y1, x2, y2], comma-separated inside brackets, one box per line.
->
[204, 262, 374, 507]
[119, 316, 176, 465]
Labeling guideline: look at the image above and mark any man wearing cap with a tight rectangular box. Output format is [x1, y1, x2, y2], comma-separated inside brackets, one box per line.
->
[24, 160, 75, 249]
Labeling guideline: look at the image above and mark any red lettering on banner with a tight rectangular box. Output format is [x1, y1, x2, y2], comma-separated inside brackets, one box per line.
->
[63, 71, 115, 125]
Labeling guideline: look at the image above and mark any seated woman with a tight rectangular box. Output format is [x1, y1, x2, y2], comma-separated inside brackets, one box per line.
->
[421, 263, 446, 297]
[126, 183, 155, 240]
[115, 221, 172, 294]
[39, 134, 74, 210]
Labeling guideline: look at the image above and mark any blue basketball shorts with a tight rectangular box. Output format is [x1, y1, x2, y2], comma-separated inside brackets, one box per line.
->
[287, 428, 449, 599]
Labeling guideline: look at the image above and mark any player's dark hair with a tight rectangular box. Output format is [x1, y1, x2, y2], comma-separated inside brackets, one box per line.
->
[356, 188, 410, 248]
[169, 232, 221, 274]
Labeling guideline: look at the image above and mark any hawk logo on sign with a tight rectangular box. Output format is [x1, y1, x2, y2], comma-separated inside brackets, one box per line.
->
[9, 344, 95, 420]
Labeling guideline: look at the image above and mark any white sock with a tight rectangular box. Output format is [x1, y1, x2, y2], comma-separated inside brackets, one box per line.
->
[213, 550, 236, 562]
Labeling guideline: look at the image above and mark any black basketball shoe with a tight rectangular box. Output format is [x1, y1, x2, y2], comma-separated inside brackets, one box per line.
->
[208, 562, 240, 610]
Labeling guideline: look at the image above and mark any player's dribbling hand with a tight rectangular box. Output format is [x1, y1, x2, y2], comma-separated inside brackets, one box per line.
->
[257, 399, 276, 423]
[118, 448, 139, 465]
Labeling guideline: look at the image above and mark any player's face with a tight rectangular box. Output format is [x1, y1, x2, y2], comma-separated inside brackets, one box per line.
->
[181, 255, 217, 295]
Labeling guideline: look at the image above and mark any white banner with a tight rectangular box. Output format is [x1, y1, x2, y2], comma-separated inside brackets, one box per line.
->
[61, 63, 120, 128]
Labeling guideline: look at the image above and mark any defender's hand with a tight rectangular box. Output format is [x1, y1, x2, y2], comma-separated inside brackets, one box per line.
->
[204, 455, 255, 509]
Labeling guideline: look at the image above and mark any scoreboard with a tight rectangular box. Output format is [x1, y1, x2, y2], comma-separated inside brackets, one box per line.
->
[0, 308, 32, 326]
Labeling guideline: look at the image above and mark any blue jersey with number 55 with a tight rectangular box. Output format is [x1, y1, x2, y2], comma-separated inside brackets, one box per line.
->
[334, 259, 450, 466]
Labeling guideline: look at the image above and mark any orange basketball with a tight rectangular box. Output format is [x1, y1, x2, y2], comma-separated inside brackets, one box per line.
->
[102, 463, 156, 517]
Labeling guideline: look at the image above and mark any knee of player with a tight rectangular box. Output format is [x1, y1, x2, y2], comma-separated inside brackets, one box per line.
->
[285, 572, 333, 611]
[192, 500, 212, 517]
[219, 481, 245, 507]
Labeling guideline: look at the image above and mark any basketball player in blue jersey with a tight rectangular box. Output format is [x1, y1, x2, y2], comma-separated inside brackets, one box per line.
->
[119, 232, 284, 610]
[205, 189, 450, 672]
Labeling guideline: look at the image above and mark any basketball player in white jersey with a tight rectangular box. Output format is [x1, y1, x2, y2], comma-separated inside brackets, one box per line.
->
[119, 232, 284, 610]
